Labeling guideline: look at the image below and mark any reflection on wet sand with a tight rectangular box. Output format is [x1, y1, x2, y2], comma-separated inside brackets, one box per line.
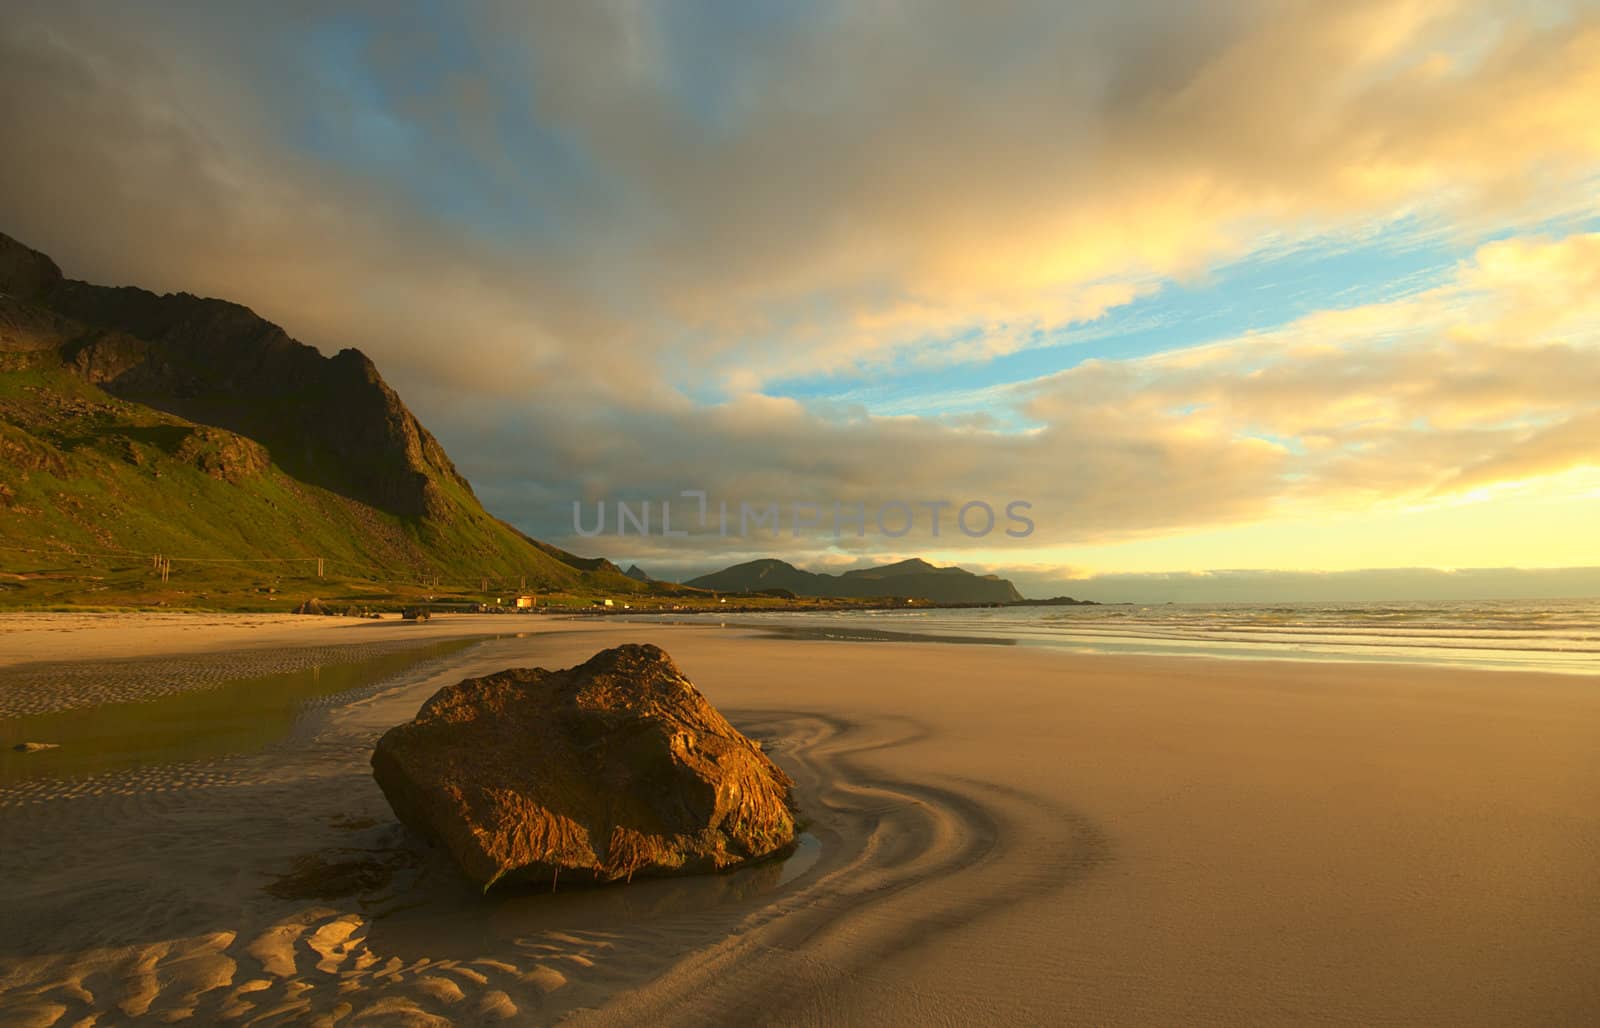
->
[0, 639, 478, 786]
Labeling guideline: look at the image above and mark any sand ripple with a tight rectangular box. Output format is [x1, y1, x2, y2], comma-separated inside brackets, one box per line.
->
[0, 690, 1100, 1026]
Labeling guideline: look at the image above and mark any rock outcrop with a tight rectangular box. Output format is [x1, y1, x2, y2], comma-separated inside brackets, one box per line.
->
[371, 644, 796, 890]
[0, 228, 470, 519]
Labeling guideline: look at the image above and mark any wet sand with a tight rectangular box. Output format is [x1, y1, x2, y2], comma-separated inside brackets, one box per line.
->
[0, 614, 538, 711]
[1, 616, 1597, 1025]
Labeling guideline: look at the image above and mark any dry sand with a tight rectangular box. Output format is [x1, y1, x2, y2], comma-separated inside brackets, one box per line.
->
[0, 616, 1597, 1025]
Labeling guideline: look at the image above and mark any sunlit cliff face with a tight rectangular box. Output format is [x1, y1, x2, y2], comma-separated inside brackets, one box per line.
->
[2, 0, 1597, 595]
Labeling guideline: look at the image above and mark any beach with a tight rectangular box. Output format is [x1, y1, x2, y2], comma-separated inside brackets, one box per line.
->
[1, 614, 1596, 1025]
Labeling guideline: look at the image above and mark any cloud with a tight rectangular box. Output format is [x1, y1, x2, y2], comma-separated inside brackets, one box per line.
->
[1, 1, 1598, 577]
[996, 566, 1600, 603]
[459, 230, 1600, 561]
[0, 3, 647, 404]
[5, 1, 1600, 392]
[465, 0, 1600, 383]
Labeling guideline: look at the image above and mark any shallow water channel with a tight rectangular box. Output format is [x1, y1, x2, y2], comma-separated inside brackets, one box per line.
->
[0, 638, 477, 785]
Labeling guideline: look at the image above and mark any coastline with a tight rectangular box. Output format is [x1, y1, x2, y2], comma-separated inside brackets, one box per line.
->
[621, 601, 1600, 677]
[0, 616, 1596, 1024]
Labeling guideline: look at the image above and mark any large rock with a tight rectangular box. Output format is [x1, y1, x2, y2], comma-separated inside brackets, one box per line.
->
[371, 644, 796, 890]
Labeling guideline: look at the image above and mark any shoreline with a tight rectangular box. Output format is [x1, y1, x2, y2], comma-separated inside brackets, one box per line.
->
[618, 607, 1600, 677]
[8, 605, 1594, 682]
[0, 617, 1597, 1024]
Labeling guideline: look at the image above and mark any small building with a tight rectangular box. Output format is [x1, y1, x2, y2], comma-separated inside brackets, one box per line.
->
[592, 598, 614, 608]
[515, 595, 536, 609]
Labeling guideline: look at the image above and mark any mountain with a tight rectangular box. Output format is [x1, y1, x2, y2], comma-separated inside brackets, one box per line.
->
[685, 559, 821, 594]
[685, 557, 1024, 604]
[0, 231, 646, 607]
[623, 564, 653, 582]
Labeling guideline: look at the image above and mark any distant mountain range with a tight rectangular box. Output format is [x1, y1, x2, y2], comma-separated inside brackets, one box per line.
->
[0, 231, 647, 605]
[686, 557, 1025, 604]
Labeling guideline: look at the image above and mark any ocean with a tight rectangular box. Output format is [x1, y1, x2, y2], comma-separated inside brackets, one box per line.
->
[629, 599, 1600, 675]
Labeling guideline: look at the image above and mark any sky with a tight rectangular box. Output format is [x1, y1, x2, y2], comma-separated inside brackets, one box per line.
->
[1, 0, 1598, 600]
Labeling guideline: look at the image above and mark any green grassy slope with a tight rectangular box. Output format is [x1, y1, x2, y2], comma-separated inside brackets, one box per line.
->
[0, 358, 657, 610]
